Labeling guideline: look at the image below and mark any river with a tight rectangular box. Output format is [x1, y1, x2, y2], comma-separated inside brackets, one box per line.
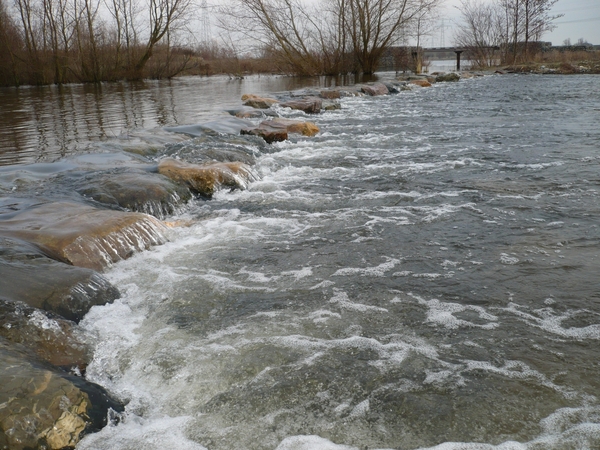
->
[1, 73, 600, 449]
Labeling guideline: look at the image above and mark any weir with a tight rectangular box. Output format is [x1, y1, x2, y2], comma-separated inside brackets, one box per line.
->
[1, 73, 600, 449]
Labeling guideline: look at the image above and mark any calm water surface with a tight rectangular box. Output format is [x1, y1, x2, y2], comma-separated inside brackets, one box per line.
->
[2, 74, 600, 449]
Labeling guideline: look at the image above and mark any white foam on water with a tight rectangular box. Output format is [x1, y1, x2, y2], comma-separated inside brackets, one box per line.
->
[462, 359, 571, 396]
[238, 267, 280, 283]
[408, 293, 498, 330]
[329, 290, 388, 313]
[27, 310, 63, 333]
[281, 267, 313, 280]
[332, 257, 401, 277]
[418, 442, 526, 450]
[77, 415, 207, 450]
[499, 161, 564, 170]
[500, 253, 520, 265]
[348, 399, 370, 418]
[417, 405, 600, 449]
[310, 280, 336, 290]
[267, 332, 431, 372]
[307, 309, 342, 323]
[275, 435, 360, 450]
[503, 303, 600, 340]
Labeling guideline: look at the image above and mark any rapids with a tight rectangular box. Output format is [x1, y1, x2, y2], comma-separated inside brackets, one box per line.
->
[2, 73, 600, 449]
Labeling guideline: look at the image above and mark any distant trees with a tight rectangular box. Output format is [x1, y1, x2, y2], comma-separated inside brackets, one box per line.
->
[219, 0, 441, 75]
[455, 0, 561, 66]
[0, 0, 195, 85]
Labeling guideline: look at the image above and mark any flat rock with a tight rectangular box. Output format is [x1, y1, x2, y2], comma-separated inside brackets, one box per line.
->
[158, 158, 257, 197]
[74, 169, 192, 219]
[361, 83, 389, 96]
[279, 97, 322, 114]
[0, 236, 120, 322]
[0, 201, 167, 271]
[241, 94, 279, 109]
[0, 339, 123, 450]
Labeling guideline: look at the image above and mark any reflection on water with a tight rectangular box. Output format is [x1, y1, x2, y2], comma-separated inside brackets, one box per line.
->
[0, 75, 356, 166]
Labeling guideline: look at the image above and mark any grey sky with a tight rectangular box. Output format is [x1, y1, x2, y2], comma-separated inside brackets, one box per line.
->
[440, 0, 600, 46]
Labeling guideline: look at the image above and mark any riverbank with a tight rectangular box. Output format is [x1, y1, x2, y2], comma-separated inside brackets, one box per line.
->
[500, 60, 600, 74]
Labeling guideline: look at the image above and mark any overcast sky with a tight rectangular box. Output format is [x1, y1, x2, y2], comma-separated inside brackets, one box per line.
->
[440, 0, 600, 47]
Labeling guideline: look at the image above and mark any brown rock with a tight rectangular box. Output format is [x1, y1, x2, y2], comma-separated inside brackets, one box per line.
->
[361, 83, 389, 96]
[0, 298, 90, 369]
[280, 97, 323, 114]
[0, 236, 120, 322]
[241, 94, 279, 109]
[241, 123, 289, 144]
[320, 90, 341, 99]
[158, 158, 256, 196]
[0, 340, 123, 450]
[268, 118, 320, 137]
[0, 202, 167, 271]
[409, 79, 433, 88]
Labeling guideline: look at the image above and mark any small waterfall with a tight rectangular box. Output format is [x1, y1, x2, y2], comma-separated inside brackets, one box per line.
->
[63, 216, 168, 270]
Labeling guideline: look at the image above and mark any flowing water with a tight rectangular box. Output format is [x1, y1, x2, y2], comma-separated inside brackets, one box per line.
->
[2, 74, 600, 449]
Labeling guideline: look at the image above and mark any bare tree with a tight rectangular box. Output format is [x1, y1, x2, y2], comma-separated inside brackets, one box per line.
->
[105, 0, 141, 71]
[455, 0, 503, 68]
[133, 0, 192, 76]
[0, 0, 22, 84]
[219, 0, 440, 76]
[521, 0, 560, 59]
[344, 0, 439, 74]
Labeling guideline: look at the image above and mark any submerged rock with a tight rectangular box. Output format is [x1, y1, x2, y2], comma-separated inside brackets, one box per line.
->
[0, 236, 120, 322]
[163, 136, 259, 166]
[158, 158, 257, 197]
[0, 201, 167, 271]
[0, 298, 90, 370]
[361, 83, 389, 96]
[242, 94, 279, 109]
[279, 97, 323, 114]
[0, 339, 123, 450]
[74, 169, 192, 219]
[165, 117, 255, 137]
[226, 107, 279, 119]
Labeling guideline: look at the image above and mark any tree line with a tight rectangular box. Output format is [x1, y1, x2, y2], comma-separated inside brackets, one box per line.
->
[0, 0, 194, 85]
[0, 0, 444, 86]
[454, 0, 561, 68]
[1, 0, 558, 86]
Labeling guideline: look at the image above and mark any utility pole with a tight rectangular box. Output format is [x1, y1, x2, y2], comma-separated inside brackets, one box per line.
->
[199, 0, 210, 45]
